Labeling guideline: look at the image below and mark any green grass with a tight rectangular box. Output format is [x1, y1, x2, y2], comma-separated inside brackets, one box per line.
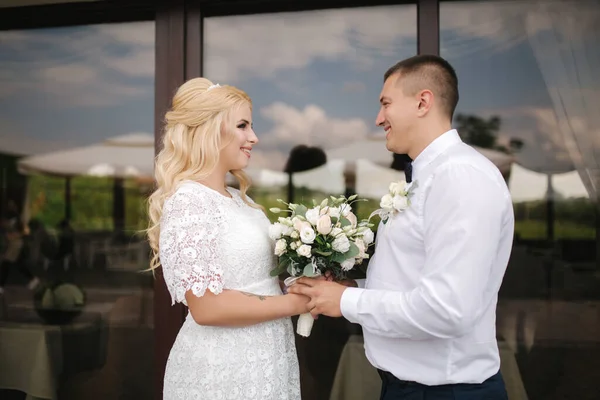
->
[249, 187, 383, 225]
[515, 219, 596, 239]
[23, 176, 597, 241]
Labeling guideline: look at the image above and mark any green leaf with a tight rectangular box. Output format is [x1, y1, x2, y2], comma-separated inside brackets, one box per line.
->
[345, 242, 360, 259]
[303, 263, 318, 277]
[269, 266, 285, 277]
[314, 249, 332, 257]
[270, 258, 289, 276]
[294, 204, 308, 217]
[331, 252, 347, 263]
[339, 217, 352, 227]
[320, 198, 329, 208]
[347, 194, 358, 201]
[330, 242, 360, 263]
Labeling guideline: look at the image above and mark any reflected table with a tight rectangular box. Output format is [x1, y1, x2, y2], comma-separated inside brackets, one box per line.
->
[330, 335, 529, 400]
[0, 310, 107, 400]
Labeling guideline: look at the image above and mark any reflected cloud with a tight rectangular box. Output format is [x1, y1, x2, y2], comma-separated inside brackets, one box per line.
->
[204, 5, 416, 82]
[0, 21, 154, 107]
[341, 81, 367, 93]
[441, 0, 600, 58]
[0, 119, 71, 155]
[254, 102, 378, 170]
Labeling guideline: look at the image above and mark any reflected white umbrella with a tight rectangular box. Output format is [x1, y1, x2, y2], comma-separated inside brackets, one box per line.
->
[18, 133, 154, 179]
[17, 133, 154, 230]
[87, 163, 143, 178]
[327, 136, 514, 175]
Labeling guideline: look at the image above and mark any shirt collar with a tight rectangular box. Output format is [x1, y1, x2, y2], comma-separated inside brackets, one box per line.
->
[411, 129, 462, 181]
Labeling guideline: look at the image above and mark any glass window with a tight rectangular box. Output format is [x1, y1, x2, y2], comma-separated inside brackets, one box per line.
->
[205, 5, 417, 224]
[441, 1, 600, 398]
[204, 5, 416, 398]
[0, 21, 155, 399]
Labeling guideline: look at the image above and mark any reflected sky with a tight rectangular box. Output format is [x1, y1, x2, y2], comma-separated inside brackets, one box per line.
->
[0, 1, 598, 177]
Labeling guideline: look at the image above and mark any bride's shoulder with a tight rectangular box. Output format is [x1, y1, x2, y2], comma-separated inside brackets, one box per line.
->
[164, 181, 212, 208]
[227, 187, 258, 205]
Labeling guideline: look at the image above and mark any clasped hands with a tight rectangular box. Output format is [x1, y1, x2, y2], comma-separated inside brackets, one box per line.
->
[287, 272, 357, 318]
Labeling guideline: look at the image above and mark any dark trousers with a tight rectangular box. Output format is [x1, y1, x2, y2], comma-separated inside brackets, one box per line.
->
[378, 369, 508, 400]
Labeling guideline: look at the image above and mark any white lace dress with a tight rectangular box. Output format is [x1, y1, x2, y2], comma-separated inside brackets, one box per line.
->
[159, 181, 301, 400]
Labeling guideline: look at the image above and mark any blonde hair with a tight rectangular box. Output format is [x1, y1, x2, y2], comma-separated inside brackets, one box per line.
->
[147, 77, 258, 272]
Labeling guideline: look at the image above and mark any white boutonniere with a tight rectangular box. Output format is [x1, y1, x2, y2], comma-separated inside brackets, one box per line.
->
[370, 180, 417, 224]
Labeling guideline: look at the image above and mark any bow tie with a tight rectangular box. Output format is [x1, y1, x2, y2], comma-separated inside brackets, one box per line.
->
[404, 160, 413, 183]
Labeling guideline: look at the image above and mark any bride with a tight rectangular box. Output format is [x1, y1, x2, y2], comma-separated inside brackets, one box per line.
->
[147, 78, 308, 399]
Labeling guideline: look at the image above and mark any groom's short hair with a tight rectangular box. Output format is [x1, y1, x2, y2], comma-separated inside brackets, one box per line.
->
[384, 55, 459, 120]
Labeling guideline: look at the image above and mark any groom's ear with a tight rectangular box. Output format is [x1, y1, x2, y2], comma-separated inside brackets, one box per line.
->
[416, 89, 434, 117]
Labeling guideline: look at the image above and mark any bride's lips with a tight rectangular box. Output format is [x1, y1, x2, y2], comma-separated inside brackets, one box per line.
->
[241, 147, 252, 158]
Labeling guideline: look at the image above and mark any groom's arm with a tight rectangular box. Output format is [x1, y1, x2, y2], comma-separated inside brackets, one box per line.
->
[340, 164, 510, 340]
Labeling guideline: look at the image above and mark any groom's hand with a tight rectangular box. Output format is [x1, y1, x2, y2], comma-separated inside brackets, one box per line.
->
[324, 271, 358, 288]
[287, 277, 347, 318]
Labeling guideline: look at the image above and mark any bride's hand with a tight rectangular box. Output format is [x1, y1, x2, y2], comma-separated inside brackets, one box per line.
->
[285, 293, 311, 315]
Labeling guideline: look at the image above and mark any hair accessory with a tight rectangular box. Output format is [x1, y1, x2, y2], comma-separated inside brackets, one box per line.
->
[207, 83, 221, 91]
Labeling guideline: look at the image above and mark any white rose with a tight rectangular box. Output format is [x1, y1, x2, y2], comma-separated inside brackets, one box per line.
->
[300, 226, 316, 244]
[281, 224, 294, 236]
[332, 235, 351, 253]
[316, 215, 332, 235]
[361, 228, 374, 245]
[293, 217, 311, 232]
[296, 244, 312, 258]
[392, 195, 409, 211]
[274, 239, 287, 256]
[290, 230, 299, 239]
[305, 207, 320, 225]
[331, 227, 343, 237]
[290, 241, 298, 250]
[278, 217, 293, 226]
[389, 181, 407, 196]
[342, 225, 355, 235]
[291, 216, 301, 229]
[345, 212, 357, 228]
[340, 204, 352, 217]
[268, 223, 283, 240]
[328, 207, 341, 219]
[380, 194, 394, 210]
[355, 238, 366, 258]
[340, 258, 355, 271]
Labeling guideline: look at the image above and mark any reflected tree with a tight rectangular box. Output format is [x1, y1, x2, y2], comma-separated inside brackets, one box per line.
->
[455, 113, 500, 150]
[454, 113, 524, 154]
[283, 145, 327, 203]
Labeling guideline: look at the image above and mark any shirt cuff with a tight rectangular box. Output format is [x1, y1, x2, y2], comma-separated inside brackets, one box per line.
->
[340, 287, 364, 324]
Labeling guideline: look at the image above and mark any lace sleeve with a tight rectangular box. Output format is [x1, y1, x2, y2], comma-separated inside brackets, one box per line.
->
[159, 187, 226, 305]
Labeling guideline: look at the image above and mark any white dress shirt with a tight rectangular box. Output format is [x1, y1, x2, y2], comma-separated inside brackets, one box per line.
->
[341, 129, 514, 385]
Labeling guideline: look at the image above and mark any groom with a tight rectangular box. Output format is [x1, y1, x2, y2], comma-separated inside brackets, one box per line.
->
[288, 55, 513, 399]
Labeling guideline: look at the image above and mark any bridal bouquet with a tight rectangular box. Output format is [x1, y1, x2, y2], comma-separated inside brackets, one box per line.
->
[268, 194, 375, 337]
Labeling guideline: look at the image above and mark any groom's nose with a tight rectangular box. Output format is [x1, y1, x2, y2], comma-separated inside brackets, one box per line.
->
[375, 109, 385, 127]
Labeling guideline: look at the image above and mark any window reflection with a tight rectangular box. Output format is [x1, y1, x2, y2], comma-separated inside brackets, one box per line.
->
[205, 5, 417, 399]
[206, 5, 418, 226]
[0, 21, 155, 399]
[441, 1, 600, 398]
